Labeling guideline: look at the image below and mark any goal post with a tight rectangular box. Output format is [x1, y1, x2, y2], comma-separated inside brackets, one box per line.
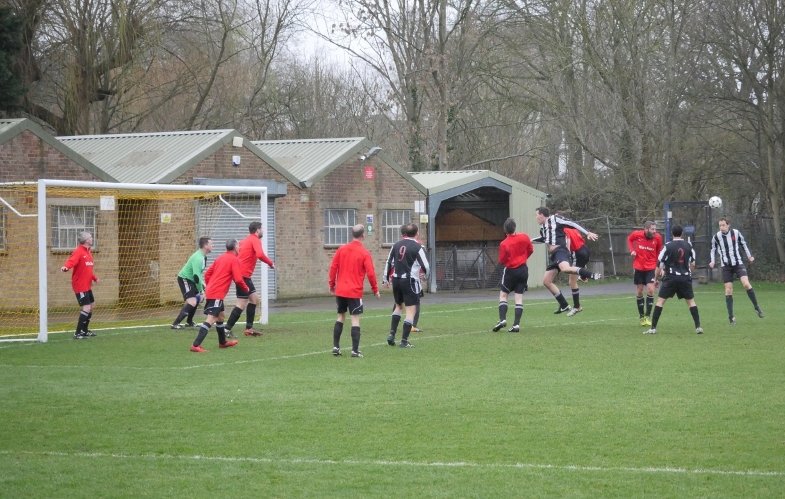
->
[1, 179, 269, 343]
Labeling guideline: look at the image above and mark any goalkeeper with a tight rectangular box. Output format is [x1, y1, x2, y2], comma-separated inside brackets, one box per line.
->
[171, 236, 213, 329]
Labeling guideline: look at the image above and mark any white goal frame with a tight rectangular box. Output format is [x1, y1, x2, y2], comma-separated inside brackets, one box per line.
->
[33, 179, 269, 343]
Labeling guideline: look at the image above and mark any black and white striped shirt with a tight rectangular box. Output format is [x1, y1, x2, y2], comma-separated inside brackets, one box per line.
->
[536, 215, 590, 247]
[383, 237, 430, 282]
[710, 229, 752, 267]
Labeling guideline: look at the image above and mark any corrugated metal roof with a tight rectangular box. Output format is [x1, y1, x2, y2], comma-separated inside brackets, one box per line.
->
[409, 170, 488, 190]
[57, 129, 239, 184]
[0, 118, 24, 135]
[252, 137, 366, 186]
[410, 170, 547, 198]
[1, 118, 115, 181]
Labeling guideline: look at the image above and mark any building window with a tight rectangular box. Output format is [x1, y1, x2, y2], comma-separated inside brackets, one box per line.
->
[324, 209, 356, 246]
[0, 207, 5, 251]
[52, 206, 96, 250]
[382, 209, 412, 245]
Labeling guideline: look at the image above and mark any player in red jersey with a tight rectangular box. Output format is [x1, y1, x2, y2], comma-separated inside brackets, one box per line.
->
[328, 224, 380, 357]
[225, 221, 275, 338]
[563, 227, 591, 316]
[627, 221, 663, 326]
[190, 239, 249, 352]
[61, 232, 99, 339]
[492, 218, 534, 333]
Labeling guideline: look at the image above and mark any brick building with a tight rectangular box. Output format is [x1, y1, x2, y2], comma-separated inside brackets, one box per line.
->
[0, 119, 119, 319]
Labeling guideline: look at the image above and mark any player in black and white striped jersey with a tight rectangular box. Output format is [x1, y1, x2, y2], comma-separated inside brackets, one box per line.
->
[709, 217, 764, 324]
[383, 223, 430, 348]
[533, 207, 601, 315]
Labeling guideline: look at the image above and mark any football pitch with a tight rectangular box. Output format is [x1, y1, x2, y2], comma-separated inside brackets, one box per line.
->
[1, 282, 784, 497]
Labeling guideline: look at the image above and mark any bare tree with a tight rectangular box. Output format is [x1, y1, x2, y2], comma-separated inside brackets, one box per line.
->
[318, 0, 477, 170]
[11, 0, 158, 134]
[698, 0, 785, 262]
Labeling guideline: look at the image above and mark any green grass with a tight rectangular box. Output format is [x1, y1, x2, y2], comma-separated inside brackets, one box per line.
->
[1, 283, 784, 498]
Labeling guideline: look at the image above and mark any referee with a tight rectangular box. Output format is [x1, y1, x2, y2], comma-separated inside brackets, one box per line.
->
[709, 217, 764, 324]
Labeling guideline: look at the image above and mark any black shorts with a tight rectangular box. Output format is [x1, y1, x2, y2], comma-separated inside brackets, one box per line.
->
[336, 296, 364, 315]
[75, 290, 95, 306]
[203, 298, 225, 317]
[658, 278, 694, 300]
[546, 246, 572, 271]
[633, 269, 656, 285]
[392, 277, 422, 307]
[177, 276, 199, 300]
[721, 264, 748, 283]
[235, 277, 257, 298]
[500, 264, 529, 294]
[572, 246, 590, 268]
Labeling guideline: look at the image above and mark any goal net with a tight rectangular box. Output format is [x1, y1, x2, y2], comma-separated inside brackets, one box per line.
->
[0, 179, 269, 343]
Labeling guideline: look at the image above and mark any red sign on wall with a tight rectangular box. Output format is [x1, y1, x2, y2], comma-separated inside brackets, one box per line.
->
[364, 166, 376, 179]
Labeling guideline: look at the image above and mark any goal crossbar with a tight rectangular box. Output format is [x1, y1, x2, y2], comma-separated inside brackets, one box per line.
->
[33, 179, 269, 343]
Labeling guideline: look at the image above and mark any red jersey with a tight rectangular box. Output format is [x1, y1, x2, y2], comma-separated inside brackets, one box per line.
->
[328, 240, 378, 298]
[63, 245, 97, 293]
[238, 233, 274, 278]
[499, 233, 534, 269]
[204, 251, 249, 300]
[564, 228, 585, 252]
[627, 230, 664, 271]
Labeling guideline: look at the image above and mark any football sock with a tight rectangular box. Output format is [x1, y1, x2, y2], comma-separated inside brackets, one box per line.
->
[725, 295, 734, 318]
[645, 296, 654, 316]
[746, 288, 759, 309]
[689, 306, 701, 328]
[333, 321, 343, 348]
[390, 312, 401, 335]
[571, 288, 580, 308]
[555, 293, 569, 309]
[186, 302, 197, 324]
[351, 326, 360, 352]
[85, 312, 92, 331]
[216, 322, 226, 344]
[76, 310, 89, 334]
[194, 323, 211, 346]
[636, 296, 645, 317]
[498, 301, 508, 321]
[413, 304, 420, 327]
[402, 320, 412, 341]
[174, 303, 193, 325]
[245, 303, 257, 328]
[514, 304, 523, 326]
[651, 305, 663, 328]
[226, 306, 243, 330]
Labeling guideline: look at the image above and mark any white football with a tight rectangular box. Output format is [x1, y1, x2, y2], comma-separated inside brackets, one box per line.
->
[708, 196, 722, 209]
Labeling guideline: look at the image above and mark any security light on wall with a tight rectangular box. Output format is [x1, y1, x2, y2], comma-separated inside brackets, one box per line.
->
[360, 146, 382, 161]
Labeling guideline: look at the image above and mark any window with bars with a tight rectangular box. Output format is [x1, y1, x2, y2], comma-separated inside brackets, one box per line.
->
[51, 206, 97, 250]
[382, 209, 412, 245]
[324, 209, 356, 246]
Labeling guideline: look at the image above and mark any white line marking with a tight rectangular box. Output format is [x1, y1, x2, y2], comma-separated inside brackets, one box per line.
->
[0, 317, 628, 371]
[0, 449, 780, 478]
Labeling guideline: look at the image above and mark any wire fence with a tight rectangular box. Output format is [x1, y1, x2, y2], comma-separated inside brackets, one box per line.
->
[577, 213, 783, 282]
